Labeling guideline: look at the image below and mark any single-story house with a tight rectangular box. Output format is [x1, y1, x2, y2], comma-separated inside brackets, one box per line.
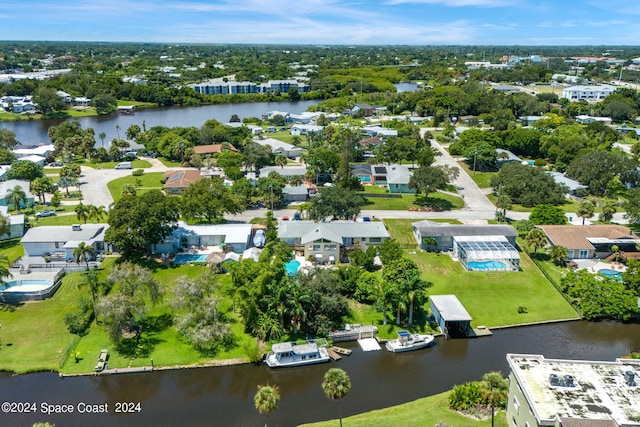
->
[18, 155, 47, 166]
[282, 186, 309, 203]
[259, 165, 307, 179]
[537, 224, 640, 260]
[496, 148, 523, 169]
[429, 295, 473, 338]
[358, 136, 384, 151]
[0, 206, 24, 241]
[290, 124, 324, 136]
[412, 220, 518, 252]
[278, 220, 390, 263]
[21, 223, 110, 259]
[255, 137, 303, 158]
[349, 103, 375, 117]
[192, 143, 239, 156]
[12, 144, 54, 159]
[361, 125, 398, 138]
[0, 179, 34, 210]
[575, 115, 612, 124]
[163, 170, 203, 195]
[547, 172, 587, 195]
[289, 112, 319, 124]
[152, 222, 253, 254]
[519, 115, 543, 126]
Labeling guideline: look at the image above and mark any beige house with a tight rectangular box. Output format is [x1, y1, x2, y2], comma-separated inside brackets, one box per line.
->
[537, 225, 640, 260]
[277, 221, 390, 263]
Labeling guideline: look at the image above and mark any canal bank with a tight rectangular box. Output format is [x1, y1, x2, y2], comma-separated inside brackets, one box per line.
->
[2, 321, 639, 427]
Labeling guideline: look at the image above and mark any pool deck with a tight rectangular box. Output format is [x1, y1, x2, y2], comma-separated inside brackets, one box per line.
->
[7, 268, 62, 282]
[586, 261, 627, 274]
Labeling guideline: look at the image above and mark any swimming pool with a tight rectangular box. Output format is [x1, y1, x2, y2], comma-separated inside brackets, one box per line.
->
[467, 261, 507, 271]
[598, 269, 623, 281]
[174, 253, 208, 265]
[0, 279, 54, 292]
[284, 260, 301, 276]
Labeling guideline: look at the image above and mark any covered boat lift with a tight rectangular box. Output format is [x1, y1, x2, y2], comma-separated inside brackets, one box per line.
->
[429, 295, 473, 338]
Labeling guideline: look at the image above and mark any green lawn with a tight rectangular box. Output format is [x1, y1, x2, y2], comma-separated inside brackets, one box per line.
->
[407, 250, 579, 328]
[79, 159, 152, 169]
[359, 187, 464, 211]
[458, 162, 496, 189]
[107, 172, 165, 201]
[383, 218, 462, 248]
[0, 238, 24, 263]
[300, 391, 506, 427]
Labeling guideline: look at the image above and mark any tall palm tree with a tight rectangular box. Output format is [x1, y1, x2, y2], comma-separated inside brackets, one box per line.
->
[275, 154, 288, 169]
[75, 202, 90, 224]
[73, 242, 95, 270]
[254, 384, 280, 427]
[79, 268, 104, 324]
[88, 204, 108, 223]
[525, 228, 548, 258]
[481, 371, 509, 427]
[98, 131, 106, 147]
[6, 185, 27, 213]
[322, 368, 351, 427]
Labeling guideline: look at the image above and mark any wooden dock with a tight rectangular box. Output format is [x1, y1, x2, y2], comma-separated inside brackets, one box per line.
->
[329, 324, 378, 342]
[326, 347, 342, 361]
[330, 346, 352, 356]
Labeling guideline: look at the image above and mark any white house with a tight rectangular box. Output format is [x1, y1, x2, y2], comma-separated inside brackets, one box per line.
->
[21, 224, 110, 259]
[259, 165, 307, 179]
[152, 222, 253, 254]
[574, 115, 612, 124]
[561, 85, 615, 102]
[255, 137, 302, 158]
[0, 206, 24, 241]
[290, 124, 324, 136]
[12, 144, 55, 159]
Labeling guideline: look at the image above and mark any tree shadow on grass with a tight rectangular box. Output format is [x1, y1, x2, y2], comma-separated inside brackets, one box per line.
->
[140, 313, 173, 333]
[0, 302, 22, 311]
[414, 196, 455, 211]
[116, 335, 163, 359]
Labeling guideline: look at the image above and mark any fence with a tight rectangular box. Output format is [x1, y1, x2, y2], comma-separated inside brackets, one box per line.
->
[59, 335, 81, 369]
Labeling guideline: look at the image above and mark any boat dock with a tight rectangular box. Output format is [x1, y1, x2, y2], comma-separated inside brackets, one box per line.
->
[329, 324, 378, 342]
[326, 347, 342, 361]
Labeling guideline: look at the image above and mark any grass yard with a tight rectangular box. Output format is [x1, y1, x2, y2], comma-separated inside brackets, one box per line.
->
[0, 238, 24, 263]
[0, 272, 87, 373]
[458, 162, 496, 189]
[80, 159, 152, 169]
[301, 391, 506, 427]
[383, 218, 463, 249]
[407, 250, 578, 328]
[359, 189, 464, 211]
[107, 171, 165, 201]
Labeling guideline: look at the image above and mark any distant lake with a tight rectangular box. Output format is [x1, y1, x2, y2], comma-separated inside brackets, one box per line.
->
[394, 82, 420, 92]
[0, 100, 320, 147]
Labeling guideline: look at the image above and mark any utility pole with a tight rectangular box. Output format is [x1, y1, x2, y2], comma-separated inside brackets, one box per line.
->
[473, 147, 478, 174]
[269, 185, 274, 211]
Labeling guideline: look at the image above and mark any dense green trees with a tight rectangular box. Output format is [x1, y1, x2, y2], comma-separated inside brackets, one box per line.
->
[491, 163, 567, 207]
[6, 160, 44, 181]
[308, 186, 363, 220]
[180, 178, 243, 223]
[408, 165, 451, 199]
[105, 190, 180, 259]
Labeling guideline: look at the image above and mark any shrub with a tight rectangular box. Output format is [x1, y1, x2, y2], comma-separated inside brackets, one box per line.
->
[132, 169, 144, 176]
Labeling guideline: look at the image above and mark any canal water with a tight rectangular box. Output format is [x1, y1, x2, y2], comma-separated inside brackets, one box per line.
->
[1, 320, 638, 426]
[0, 100, 320, 147]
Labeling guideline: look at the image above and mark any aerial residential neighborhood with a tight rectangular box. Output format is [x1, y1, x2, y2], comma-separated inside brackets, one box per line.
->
[1, 37, 640, 426]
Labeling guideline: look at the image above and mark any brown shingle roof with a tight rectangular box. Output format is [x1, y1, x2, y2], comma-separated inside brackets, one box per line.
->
[537, 225, 634, 250]
[193, 144, 238, 155]
[163, 170, 203, 188]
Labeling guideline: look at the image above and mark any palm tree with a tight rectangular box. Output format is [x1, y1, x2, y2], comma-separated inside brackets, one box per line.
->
[480, 371, 509, 427]
[88, 204, 108, 223]
[58, 176, 77, 197]
[73, 241, 95, 270]
[322, 368, 351, 427]
[79, 268, 104, 324]
[525, 228, 547, 258]
[600, 199, 617, 222]
[0, 253, 11, 286]
[6, 185, 27, 213]
[98, 131, 106, 147]
[576, 200, 595, 225]
[115, 124, 121, 140]
[254, 384, 280, 427]
[75, 202, 90, 224]
[275, 154, 288, 169]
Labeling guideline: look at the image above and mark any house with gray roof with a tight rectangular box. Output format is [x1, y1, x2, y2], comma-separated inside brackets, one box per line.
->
[547, 172, 587, 195]
[412, 220, 518, 252]
[21, 223, 110, 260]
[496, 148, 523, 169]
[255, 137, 302, 158]
[0, 206, 24, 241]
[351, 164, 414, 193]
[278, 220, 390, 263]
[282, 186, 309, 203]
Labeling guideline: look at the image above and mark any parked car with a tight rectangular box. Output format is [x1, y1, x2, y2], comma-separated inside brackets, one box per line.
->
[293, 212, 301, 220]
[36, 210, 56, 218]
[282, 216, 289, 221]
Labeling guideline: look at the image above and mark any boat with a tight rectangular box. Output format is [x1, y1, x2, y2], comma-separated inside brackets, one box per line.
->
[330, 346, 352, 356]
[385, 330, 435, 353]
[94, 349, 109, 372]
[265, 341, 330, 368]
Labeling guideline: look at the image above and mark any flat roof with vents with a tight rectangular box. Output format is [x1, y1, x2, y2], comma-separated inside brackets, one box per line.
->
[507, 354, 640, 426]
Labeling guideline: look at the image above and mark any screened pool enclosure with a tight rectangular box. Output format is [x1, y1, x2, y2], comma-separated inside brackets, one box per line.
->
[453, 236, 520, 272]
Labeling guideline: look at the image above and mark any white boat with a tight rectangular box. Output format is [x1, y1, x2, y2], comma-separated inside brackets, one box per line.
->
[385, 330, 435, 353]
[265, 341, 330, 368]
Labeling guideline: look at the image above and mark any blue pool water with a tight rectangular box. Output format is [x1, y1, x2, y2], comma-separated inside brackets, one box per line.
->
[467, 261, 507, 271]
[598, 269, 623, 281]
[284, 260, 301, 276]
[0, 279, 54, 292]
[173, 253, 208, 265]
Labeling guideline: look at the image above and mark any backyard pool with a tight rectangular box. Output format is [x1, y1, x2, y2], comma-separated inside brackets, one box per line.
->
[466, 260, 507, 271]
[284, 260, 301, 276]
[0, 279, 54, 292]
[598, 268, 623, 281]
[173, 253, 208, 265]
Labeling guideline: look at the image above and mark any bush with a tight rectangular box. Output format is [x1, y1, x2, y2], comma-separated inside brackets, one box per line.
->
[132, 169, 144, 176]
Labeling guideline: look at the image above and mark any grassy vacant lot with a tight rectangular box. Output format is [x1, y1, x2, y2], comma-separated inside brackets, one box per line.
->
[407, 250, 578, 327]
[301, 391, 506, 427]
[80, 159, 152, 169]
[459, 162, 496, 189]
[359, 186, 464, 211]
[107, 171, 165, 201]
[383, 218, 462, 249]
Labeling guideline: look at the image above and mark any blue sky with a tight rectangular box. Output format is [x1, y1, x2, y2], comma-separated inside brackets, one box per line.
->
[1, 0, 640, 45]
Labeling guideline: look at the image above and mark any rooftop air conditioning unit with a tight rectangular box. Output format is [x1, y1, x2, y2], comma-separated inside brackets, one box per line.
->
[549, 374, 559, 386]
[624, 370, 636, 386]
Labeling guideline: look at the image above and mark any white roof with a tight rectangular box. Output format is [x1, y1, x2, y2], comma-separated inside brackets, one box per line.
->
[18, 155, 46, 164]
[429, 295, 473, 321]
[255, 137, 300, 153]
[172, 222, 252, 245]
[12, 144, 54, 157]
[0, 180, 33, 199]
[21, 224, 108, 244]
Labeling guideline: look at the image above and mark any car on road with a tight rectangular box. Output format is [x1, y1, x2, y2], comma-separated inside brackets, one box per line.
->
[35, 210, 56, 218]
